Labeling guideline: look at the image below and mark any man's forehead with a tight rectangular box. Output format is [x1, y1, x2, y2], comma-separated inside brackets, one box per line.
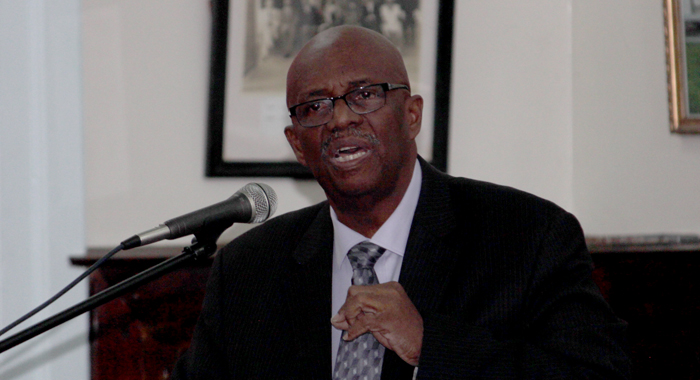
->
[287, 57, 387, 103]
[287, 26, 407, 103]
[299, 79, 373, 98]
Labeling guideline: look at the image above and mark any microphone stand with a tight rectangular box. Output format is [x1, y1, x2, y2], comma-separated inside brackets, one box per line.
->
[0, 229, 224, 354]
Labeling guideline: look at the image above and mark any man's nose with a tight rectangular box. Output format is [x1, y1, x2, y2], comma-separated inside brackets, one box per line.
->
[326, 98, 363, 131]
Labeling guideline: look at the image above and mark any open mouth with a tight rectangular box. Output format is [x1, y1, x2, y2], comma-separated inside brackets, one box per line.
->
[334, 146, 368, 163]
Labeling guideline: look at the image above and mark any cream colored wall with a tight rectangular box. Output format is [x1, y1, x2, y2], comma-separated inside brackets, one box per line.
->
[83, 0, 327, 248]
[1, 1, 88, 379]
[84, 0, 700, 248]
[571, 1, 700, 235]
[449, 0, 574, 209]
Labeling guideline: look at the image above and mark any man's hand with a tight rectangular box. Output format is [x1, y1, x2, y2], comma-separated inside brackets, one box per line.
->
[330, 281, 423, 366]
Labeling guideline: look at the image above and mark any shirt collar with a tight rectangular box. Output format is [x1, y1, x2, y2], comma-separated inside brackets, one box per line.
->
[331, 159, 422, 270]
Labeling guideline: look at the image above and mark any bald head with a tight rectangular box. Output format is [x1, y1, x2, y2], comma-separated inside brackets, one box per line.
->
[286, 26, 410, 107]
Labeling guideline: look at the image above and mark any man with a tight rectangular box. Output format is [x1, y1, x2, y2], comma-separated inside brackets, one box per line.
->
[172, 26, 629, 379]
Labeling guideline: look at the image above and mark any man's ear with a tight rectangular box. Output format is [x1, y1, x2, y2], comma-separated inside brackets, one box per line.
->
[284, 124, 307, 167]
[405, 94, 423, 140]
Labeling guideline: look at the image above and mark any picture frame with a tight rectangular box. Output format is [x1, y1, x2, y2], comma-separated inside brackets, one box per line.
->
[665, 0, 700, 133]
[205, 0, 454, 178]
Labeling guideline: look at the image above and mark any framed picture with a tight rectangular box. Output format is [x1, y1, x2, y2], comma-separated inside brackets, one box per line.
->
[206, 0, 454, 178]
[665, 0, 700, 133]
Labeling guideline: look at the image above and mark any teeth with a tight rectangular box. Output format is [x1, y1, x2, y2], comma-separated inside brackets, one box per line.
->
[335, 150, 367, 162]
[338, 146, 357, 153]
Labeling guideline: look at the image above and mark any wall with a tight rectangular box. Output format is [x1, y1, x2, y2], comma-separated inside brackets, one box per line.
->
[449, 0, 574, 209]
[0, 1, 87, 380]
[571, 0, 700, 235]
[84, 0, 700, 247]
[450, 0, 700, 236]
[82, 0, 328, 249]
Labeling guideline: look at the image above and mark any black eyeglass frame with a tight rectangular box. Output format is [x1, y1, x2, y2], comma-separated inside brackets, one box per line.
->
[288, 83, 410, 128]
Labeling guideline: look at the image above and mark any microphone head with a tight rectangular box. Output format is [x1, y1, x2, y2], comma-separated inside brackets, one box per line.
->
[241, 183, 278, 223]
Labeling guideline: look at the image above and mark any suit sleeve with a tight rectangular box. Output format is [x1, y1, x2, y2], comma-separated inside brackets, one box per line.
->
[170, 250, 228, 380]
[415, 211, 630, 379]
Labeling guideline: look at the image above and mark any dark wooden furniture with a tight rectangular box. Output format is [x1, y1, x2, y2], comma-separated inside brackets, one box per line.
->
[71, 248, 213, 380]
[587, 238, 700, 379]
[73, 239, 700, 379]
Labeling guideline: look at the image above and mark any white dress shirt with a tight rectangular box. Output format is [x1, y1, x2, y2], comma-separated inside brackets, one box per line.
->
[330, 159, 422, 366]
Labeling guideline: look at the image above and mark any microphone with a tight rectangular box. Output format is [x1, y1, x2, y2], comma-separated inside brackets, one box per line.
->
[121, 183, 277, 250]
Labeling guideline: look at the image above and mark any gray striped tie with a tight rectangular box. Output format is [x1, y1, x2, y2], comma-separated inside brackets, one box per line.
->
[333, 241, 387, 380]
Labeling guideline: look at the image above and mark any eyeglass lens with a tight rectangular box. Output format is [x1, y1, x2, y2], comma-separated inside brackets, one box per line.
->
[295, 84, 387, 127]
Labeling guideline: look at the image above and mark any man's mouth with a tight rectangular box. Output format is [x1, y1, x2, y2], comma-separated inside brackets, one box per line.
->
[321, 128, 380, 165]
[334, 146, 368, 162]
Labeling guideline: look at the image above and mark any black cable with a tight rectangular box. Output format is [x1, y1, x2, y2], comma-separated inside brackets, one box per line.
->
[0, 244, 124, 337]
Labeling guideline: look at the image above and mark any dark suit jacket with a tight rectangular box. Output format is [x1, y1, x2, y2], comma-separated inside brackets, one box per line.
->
[171, 158, 630, 379]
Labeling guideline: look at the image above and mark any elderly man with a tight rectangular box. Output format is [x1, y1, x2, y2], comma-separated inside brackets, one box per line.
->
[172, 25, 629, 379]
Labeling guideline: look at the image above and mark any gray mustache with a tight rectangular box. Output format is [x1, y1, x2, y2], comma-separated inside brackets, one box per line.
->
[321, 128, 381, 155]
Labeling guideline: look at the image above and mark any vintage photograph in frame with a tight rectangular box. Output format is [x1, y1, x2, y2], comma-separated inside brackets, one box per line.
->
[206, 0, 454, 177]
[666, 0, 700, 133]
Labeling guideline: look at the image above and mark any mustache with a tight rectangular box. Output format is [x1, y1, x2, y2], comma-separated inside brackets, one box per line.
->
[321, 127, 381, 155]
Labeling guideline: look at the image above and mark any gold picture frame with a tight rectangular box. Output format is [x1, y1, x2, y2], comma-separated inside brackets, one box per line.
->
[665, 0, 700, 133]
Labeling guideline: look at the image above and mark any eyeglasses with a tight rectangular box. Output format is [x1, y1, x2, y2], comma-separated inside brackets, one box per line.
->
[288, 83, 410, 128]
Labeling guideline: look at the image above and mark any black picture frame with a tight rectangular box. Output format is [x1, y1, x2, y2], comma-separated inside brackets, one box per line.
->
[206, 0, 454, 178]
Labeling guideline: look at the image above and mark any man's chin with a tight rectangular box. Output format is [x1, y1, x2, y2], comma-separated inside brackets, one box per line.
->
[328, 173, 391, 202]
[311, 160, 388, 199]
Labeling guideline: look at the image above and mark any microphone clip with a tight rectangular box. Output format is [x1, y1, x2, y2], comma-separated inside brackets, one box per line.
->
[186, 223, 229, 260]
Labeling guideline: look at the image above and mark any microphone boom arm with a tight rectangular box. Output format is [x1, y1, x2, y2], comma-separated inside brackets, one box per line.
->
[0, 182, 278, 353]
[0, 235, 220, 354]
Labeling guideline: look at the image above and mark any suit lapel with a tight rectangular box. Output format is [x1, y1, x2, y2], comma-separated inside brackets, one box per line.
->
[400, 158, 459, 311]
[382, 158, 462, 379]
[281, 204, 334, 379]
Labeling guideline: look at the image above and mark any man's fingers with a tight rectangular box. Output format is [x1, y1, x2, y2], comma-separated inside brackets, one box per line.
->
[343, 286, 382, 313]
[344, 313, 376, 340]
[333, 282, 423, 366]
[331, 307, 377, 331]
[344, 323, 370, 340]
[330, 312, 350, 330]
[334, 284, 402, 335]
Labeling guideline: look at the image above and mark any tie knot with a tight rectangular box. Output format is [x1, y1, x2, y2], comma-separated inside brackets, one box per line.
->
[347, 241, 386, 270]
